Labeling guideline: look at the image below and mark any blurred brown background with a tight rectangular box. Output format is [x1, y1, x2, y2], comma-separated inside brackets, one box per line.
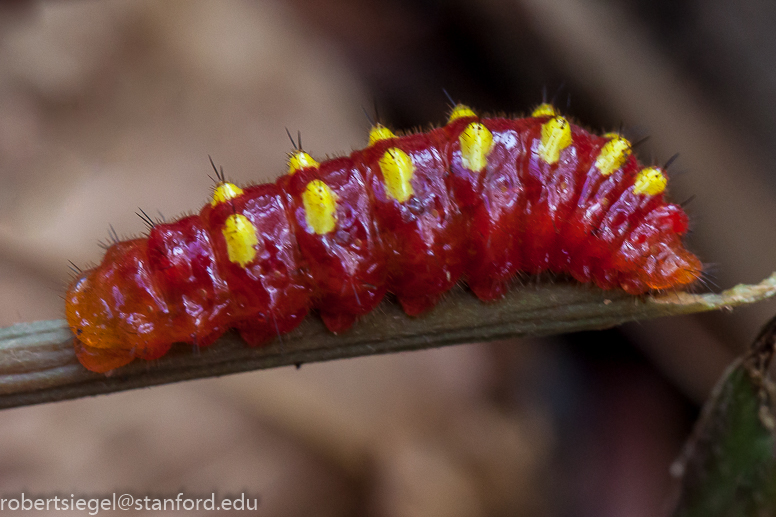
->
[1, 0, 775, 515]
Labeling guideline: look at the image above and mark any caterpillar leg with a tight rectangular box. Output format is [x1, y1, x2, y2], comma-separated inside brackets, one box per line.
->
[133, 342, 173, 361]
[468, 277, 511, 302]
[397, 293, 442, 316]
[235, 307, 308, 347]
[319, 311, 359, 334]
[73, 340, 134, 373]
[235, 323, 275, 347]
[191, 327, 226, 348]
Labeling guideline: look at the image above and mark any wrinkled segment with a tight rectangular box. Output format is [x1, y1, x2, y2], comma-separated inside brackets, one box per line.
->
[65, 240, 173, 372]
[278, 155, 387, 333]
[449, 117, 532, 300]
[202, 183, 310, 347]
[146, 215, 231, 346]
[360, 128, 466, 315]
[611, 204, 701, 293]
[65, 103, 701, 372]
[521, 120, 582, 273]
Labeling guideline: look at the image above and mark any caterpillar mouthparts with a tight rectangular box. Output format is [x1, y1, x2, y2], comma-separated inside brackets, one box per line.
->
[66, 102, 701, 373]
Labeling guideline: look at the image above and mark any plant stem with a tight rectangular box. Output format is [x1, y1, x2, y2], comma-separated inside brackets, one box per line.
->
[2, 274, 776, 410]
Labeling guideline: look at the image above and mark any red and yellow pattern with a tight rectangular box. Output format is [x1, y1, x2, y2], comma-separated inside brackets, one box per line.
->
[66, 103, 702, 372]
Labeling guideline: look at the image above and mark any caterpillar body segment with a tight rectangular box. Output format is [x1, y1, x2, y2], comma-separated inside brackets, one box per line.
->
[278, 155, 387, 333]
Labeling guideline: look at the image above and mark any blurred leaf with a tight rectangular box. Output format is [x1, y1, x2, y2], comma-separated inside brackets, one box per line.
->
[672, 315, 776, 517]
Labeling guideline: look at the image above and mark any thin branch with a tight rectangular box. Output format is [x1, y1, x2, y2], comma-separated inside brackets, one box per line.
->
[2, 274, 776, 410]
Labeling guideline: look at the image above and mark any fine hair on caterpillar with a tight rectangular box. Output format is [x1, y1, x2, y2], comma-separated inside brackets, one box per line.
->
[65, 101, 702, 373]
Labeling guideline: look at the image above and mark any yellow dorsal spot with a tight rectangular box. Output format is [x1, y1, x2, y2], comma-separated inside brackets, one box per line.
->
[595, 136, 632, 176]
[448, 104, 477, 123]
[368, 124, 396, 146]
[288, 151, 319, 175]
[302, 179, 338, 234]
[222, 214, 258, 267]
[532, 103, 557, 117]
[379, 148, 414, 203]
[538, 116, 572, 164]
[211, 182, 243, 207]
[459, 122, 493, 172]
[633, 167, 667, 196]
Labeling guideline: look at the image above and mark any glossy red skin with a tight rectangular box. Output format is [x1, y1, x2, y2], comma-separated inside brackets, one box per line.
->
[146, 215, 231, 346]
[449, 117, 533, 300]
[68, 239, 174, 370]
[277, 156, 387, 332]
[359, 128, 466, 315]
[66, 114, 701, 372]
[200, 183, 311, 346]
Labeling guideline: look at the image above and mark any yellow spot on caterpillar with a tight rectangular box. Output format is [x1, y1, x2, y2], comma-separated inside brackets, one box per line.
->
[459, 122, 493, 172]
[368, 124, 396, 146]
[379, 148, 414, 203]
[633, 167, 667, 196]
[211, 182, 243, 206]
[448, 104, 477, 123]
[303, 180, 337, 234]
[288, 151, 319, 175]
[532, 103, 557, 117]
[222, 214, 258, 267]
[595, 136, 631, 176]
[538, 116, 572, 164]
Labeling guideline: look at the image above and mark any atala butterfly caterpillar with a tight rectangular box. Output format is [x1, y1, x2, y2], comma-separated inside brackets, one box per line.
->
[65, 102, 702, 372]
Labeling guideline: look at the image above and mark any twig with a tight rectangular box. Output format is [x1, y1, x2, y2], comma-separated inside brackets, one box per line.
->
[2, 274, 776, 410]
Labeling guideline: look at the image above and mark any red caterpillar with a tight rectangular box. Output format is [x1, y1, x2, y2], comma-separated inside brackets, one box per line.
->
[66, 103, 701, 372]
